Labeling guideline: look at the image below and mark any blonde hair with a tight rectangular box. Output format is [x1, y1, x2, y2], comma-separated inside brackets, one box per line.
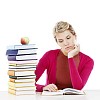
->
[53, 21, 76, 41]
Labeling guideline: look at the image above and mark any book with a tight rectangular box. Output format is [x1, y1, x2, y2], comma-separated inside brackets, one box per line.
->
[9, 65, 36, 69]
[7, 44, 37, 50]
[8, 85, 36, 91]
[42, 88, 85, 95]
[8, 88, 36, 95]
[8, 70, 35, 76]
[9, 78, 35, 83]
[8, 81, 35, 87]
[9, 63, 37, 66]
[6, 49, 37, 55]
[9, 67, 36, 71]
[7, 54, 37, 61]
[8, 60, 38, 65]
[9, 75, 36, 79]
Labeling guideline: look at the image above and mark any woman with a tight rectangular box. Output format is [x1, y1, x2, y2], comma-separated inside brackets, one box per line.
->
[35, 21, 94, 92]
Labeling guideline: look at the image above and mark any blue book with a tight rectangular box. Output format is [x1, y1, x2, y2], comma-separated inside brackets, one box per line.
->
[6, 48, 37, 55]
[7, 44, 37, 50]
[7, 54, 38, 61]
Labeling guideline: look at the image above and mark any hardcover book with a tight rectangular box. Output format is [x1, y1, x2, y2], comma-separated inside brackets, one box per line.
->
[6, 49, 37, 55]
[9, 75, 36, 79]
[9, 67, 36, 71]
[8, 60, 38, 65]
[7, 54, 37, 61]
[8, 81, 35, 87]
[9, 85, 36, 91]
[9, 63, 37, 66]
[7, 44, 37, 50]
[8, 88, 36, 95]
[8, 70, 35, 76]
[9, 78, 35, 83]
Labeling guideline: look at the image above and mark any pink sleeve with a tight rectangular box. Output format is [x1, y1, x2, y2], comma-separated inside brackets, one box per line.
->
[68, 57, 94, 90]
[35, 52, 49, 92]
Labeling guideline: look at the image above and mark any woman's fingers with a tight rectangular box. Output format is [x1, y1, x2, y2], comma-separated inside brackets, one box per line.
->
[43, 84, 58, 92]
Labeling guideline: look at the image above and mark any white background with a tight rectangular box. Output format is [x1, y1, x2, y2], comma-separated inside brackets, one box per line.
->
[0, 0, 100, 90]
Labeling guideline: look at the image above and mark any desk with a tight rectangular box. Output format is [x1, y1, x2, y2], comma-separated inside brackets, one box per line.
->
[0, 90, 100, 100]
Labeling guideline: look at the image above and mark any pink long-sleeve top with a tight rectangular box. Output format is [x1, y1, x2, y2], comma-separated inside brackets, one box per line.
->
[35, 49, 94, 92]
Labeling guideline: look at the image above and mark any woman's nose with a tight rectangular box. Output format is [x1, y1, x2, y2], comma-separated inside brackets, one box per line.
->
[64, 40, 69, 45]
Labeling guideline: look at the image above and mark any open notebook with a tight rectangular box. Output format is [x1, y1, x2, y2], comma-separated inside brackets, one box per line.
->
[42, 88, 85, 96]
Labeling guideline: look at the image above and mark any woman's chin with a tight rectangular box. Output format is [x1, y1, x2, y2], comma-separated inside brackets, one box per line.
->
[64, 51, 70, 55]
[65, 49, 71, 53]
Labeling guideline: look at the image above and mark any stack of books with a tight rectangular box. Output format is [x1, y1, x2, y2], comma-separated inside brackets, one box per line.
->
[6, 44, 38, 95]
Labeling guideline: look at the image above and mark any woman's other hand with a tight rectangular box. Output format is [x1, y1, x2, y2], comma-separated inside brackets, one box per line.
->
[43, 84, 58, 92]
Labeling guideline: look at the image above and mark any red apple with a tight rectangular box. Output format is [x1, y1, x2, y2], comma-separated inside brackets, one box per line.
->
[21, 37, 29, 45]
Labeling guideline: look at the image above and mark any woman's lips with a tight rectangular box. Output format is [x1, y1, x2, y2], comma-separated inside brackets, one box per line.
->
[65, 46, 72, 50]
[65, 46, 73, 52]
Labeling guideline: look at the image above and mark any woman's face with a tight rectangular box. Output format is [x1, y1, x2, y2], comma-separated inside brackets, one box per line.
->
[56, 30, 76, 54]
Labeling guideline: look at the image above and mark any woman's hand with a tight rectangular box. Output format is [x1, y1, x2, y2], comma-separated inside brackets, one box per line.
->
[68, 44, 80, 58]
[43, 84, 58, 92]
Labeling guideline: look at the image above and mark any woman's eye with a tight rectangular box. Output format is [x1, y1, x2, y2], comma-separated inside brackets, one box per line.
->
[58, 40, 63, 43]
[57, 39, 63, 43]
[67, 36, 71, 39]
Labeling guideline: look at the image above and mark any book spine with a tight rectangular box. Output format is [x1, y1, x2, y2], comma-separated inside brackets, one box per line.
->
[9, 78, 15, 82]
[8, 70, 15, 76]
[9, 76, 17, 79]
[6, 50, 18, 55]
[7, 55, 16, 61]
[8, 88, 16, 95]
[8, 81, 15, 87]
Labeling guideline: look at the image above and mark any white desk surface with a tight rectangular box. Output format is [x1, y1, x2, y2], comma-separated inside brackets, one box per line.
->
[0, 90, 100, 100]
